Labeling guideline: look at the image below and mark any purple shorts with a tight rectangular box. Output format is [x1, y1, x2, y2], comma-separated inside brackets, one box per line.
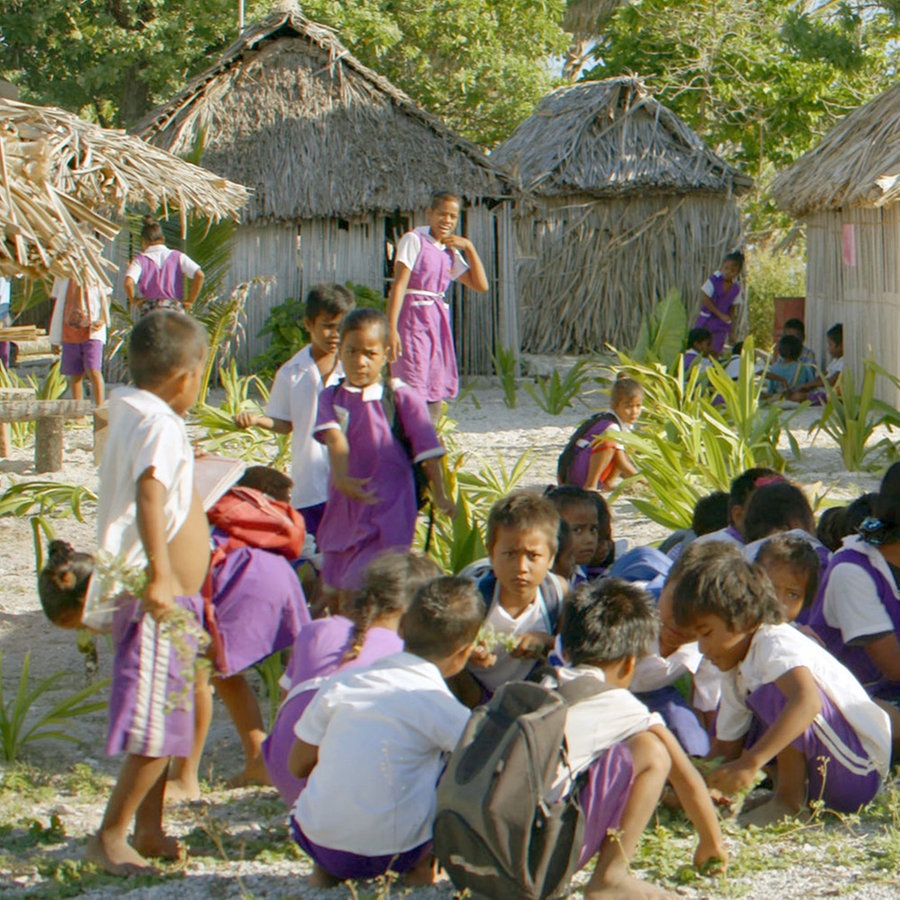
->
[61, 339, 103, 376]
[745, 682, 881, 812]
[576, 742, 635, 870]
[106, 594, 204, 759]
[290, 817, 431, 880]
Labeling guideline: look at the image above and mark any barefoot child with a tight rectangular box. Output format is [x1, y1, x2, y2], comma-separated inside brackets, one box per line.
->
[674, 550, 890, 825]
[694, 250, 744, 355]
[387, 191, 488, 422]
[558, 376, 643, 491]
[234, 284, 354, 540]
[264, 551, 439, 806]
[82, 311, 210, 874]
[456, 492, 566, 705]
[554, 579, 726, 898]
[313, 308, 455, 612]
[289, 576, 484, 887]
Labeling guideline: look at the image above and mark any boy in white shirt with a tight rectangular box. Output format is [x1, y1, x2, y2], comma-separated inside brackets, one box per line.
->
[674, 547, 890, 827]
[288, 575, 483, 887]
[83, 311, 211, 875]
[234, 284, 354, 542]
[555, 578, 726, 899]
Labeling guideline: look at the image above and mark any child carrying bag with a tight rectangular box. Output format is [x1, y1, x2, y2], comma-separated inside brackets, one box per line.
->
[434, 671, 612, 900]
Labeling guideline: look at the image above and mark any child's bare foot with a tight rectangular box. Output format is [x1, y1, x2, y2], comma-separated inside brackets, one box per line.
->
[164, 776, 201, 803]
[85, 832, 161, 877]
[738, 796, 805, 828]
[403, 855, 436, 887]
[308, 863, 341, 888]
[131, 829, 186, 862]
[585, 873, 675, 899]
[225, 758, 271, 789]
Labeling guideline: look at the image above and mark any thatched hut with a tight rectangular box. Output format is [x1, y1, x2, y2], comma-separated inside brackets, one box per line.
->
[133, 4, 516, 374]
[491, 78, 751, 354]
[771, 83, 900, 404]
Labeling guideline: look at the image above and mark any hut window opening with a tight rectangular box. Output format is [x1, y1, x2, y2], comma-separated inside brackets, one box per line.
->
[384, 210, 411, 284]
[338, 218, 349, 232]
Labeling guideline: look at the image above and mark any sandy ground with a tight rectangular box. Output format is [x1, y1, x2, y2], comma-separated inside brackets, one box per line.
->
[0, 379, 897, 898]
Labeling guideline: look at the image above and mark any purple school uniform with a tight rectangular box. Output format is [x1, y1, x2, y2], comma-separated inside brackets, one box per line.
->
[135, 250, 186, 314]
[391, 231, 459, 402]
[695, 272, 741, 354]
[264, 617, 403, 806]
[810, 547, 900, 698]
[564, 413, 621, 489]
[106, 593, 204, 758]
[314, 380, 443, 591]
[576, 743, 634, 870]
[208, 544, 310, 676]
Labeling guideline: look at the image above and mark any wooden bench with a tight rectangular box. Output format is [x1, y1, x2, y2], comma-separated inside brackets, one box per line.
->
[0, 390, 95, 472]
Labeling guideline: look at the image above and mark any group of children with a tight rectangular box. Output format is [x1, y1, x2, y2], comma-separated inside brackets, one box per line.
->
[31, 197, 898, 896]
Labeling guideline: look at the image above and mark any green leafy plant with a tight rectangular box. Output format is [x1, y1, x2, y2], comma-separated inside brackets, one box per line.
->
[812, 359, 900, 471]
[627, 289, 688, 367]
[456, 448, 536, 517]
[491, 345, 519, 409]
[0, 362, 68, 447]
[252, 652, 287, 731]
[524, 359, 592, 415]
[0, 651, 109, 762]
[250, 297, 309, 382]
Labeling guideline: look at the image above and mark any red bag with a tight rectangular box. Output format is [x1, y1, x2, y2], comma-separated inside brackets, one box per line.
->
[206, 485, 306, 559]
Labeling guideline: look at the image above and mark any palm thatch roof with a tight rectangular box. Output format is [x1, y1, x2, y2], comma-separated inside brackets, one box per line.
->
[491, 77, 751, 198]
[771, 82, 900, 217]
[0, 97, 248, 286]
[134, 4, 510, 223]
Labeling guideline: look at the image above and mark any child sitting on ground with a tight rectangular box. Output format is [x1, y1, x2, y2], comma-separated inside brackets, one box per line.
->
[313, 308, 454, 612]
[780, 317, 817, 366]
[755, 534, 820, 624]
[683, 327, 714, 374]
[553, 578, 726, 898]
[264, 551, 440, 806]
[694, 467, 782, 548]
[79, 311, 210, 875]
[453, 492, 566, 707]
[288, 576, 484, 887]
[765, 334, 815, 396]
[546, 486, 600, 585]
[789, 322, 844, 404]
[234, 284, 354, 543]
[674, 548, 891, 826]
[557, 376, 643, 491]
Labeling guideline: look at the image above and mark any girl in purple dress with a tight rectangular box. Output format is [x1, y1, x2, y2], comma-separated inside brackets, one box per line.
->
[263, 552, 440, 806]
[313, 309, 456, 612]
[694, 251, 744, 355]
[387, 192, 489, 423]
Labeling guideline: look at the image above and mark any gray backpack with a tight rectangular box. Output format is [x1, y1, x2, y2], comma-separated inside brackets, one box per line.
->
[434, 673, 611, 900]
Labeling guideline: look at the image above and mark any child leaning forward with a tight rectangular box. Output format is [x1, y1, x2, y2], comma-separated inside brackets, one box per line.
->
[673, 545, 890, 826]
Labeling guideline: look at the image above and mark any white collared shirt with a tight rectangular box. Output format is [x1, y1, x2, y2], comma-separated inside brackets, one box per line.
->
[395, 226, 470, 281]
[293, 651, 470, 855]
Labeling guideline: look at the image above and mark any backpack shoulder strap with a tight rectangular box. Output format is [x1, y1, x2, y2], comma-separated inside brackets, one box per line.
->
[477, 572, 498, 614]
[381, 380, 413, 461]
[538, 573, 566, 630]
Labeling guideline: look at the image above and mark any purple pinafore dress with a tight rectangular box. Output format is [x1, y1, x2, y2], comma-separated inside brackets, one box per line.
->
[135, 250, 186, 315]
[391, 230, 460, 403]
[694, 272, 741, 354]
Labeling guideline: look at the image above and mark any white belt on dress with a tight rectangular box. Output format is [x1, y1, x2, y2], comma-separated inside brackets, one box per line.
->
[405, 289, 446, 307]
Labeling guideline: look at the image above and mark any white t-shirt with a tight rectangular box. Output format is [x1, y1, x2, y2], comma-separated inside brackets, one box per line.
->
[293, 651, 470, 855]
[471, 575, 566, 691]
[395, 227, 469, 284]
[0, 277, 10, 317]
[82, 386, 195, 630]
[125, 244, 200, 281]
[550, 666, 663, 798]
[48, 277, 110, 343]
[825, 357, 845, 379]
[821, 536, 899, 644]
[715, 623, 890, 779]
[630, 641, 721, 713]
[265, 346, 342, 509]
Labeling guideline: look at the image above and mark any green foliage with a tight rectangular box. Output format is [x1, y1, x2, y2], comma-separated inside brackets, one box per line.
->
[346, 281, 387, 314]
[252, 652, 287, 731]
[0, 651, 109, 763]
[745, 247, 807, 349]
[0, 362, 67, 448]
[524, 359, 592, 414]
[627, 290, 688, 367]
[194, 361, 290, 468]
[812, 359, 900, 471]
[250, 297, 309, 382]
[491, 345, 519, 409]
[613, 345, 790, 529]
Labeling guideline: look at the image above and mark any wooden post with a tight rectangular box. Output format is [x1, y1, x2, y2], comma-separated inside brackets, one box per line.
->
[35, 417, 64, 473]
[0, 387, 36, 459]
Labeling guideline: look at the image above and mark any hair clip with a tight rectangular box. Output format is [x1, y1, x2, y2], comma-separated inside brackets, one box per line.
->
[857, 516, 900, 546]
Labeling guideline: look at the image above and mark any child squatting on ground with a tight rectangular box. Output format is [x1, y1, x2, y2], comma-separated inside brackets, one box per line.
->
[673, 545, 891, 827]
[555, 578, 726, 900]
[78, 311, 210, 875]
[313, 308, 455, 613]
[288, 575, 485, 887]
